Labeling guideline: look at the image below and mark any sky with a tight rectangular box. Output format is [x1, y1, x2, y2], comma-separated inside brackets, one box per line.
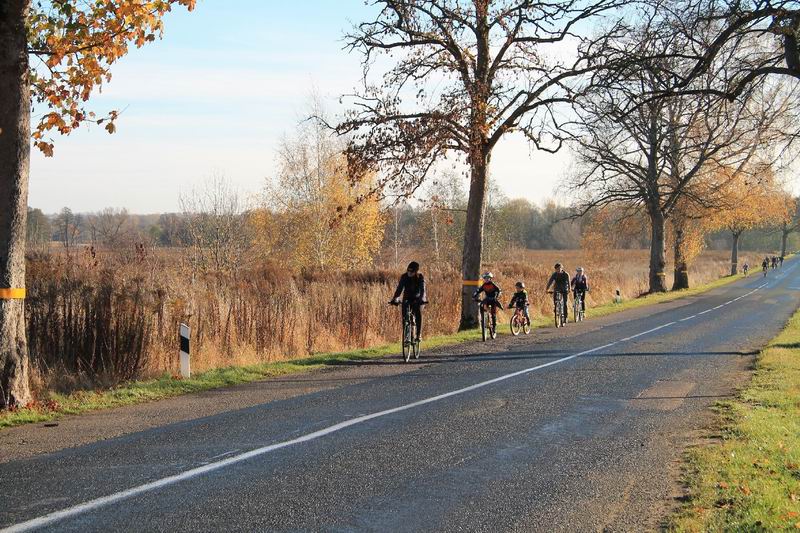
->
[28, 0, 578, 214]
[28, 1, 795, 214]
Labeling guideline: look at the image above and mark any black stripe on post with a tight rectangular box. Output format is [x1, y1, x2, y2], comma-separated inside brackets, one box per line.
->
[180, 335, 190, 355]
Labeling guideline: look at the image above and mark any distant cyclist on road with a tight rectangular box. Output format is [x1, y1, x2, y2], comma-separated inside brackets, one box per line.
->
[545, 263, 571, 322]
[762, 258, 769, 276]
[390, 261, 427, 341]
[743, 262, 749, 276]
[780, 255, 785, 267]
[571, 267, 589, 313]
[473, 272, 503, 325]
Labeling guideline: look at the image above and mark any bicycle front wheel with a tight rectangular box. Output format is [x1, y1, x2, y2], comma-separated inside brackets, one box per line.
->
[402, 321, 413, 363]
[511, 314, 521, 336]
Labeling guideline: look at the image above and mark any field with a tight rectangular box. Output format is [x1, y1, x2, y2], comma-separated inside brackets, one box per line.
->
[24, 247, 766, 395]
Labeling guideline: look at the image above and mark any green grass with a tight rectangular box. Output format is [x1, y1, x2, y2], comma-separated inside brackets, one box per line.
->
[0, 270, 748, 431]
[669, 309, 800, 532]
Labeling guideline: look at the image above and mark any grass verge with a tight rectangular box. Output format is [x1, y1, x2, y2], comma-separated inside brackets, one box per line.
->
[0, 271, 749, 430]
[669, 308, 800, 531]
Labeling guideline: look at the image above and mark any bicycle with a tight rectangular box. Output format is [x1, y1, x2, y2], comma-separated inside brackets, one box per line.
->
[389, 301, 420, 362]
[548, 291, 567, 328]
[476, 298, 499, 341]
[509, 305, 531, 336]
[572, 290, 586, 323]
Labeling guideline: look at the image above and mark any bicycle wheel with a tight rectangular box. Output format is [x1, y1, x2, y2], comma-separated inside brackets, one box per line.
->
[554, 298, 561, 328]
[490, 312, 497, 339]
[402, 320, 412, 363]
[573, 299, 579, 323]
[412, 317, 420, 359]
[511, 313, 522, 336]
[523, 316, 531, 335]
[480, 306, 487, 342]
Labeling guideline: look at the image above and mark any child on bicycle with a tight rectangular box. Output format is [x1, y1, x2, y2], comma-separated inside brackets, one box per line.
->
[473, 272, 502, 323]
[390, 261, 427, 341]
[507, 282, 530, 325]
[571, 267, 589, 312]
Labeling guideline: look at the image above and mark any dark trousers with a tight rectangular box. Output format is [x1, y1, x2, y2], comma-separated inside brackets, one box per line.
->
[402, 299, 422, 338]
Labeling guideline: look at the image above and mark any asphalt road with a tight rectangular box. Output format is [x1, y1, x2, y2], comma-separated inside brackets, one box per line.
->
[2, 260, 799, 532]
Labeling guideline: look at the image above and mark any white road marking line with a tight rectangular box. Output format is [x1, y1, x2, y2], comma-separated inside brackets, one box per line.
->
[1, 274, 780, 533]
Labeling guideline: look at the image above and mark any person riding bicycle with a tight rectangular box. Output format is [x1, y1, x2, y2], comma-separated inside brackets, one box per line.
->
[390, 261, 427, 341]
[571, 267, 589, 312]
[742, 262, 749, 276]
[762, 258, 769, 273]
[780, 255, 785, 267]
[507, 281, 530, 325]
[473, 272, 502, 324]
[545, 263, 570, 321]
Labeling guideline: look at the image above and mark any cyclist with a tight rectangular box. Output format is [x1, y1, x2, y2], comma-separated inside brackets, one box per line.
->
[762, 257, 769, 275]
[390, 261, 427, 341]
[772, 256, 778, 269]
[742, 262, 749, 276]
[473, 272, 502, 327]
[507, 281, 530, 326]
[571, 267, 589, 313]
[545, 263, 570, 323]
[780, 255, 785, 267]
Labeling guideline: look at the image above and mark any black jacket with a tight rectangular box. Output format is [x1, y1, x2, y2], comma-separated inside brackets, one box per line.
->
[393, 273, 427, 302]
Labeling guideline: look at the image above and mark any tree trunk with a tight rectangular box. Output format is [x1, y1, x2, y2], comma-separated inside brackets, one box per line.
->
[672, 227, 689, 290]
[0, 0, 32, 408]
[459, 150, 489, 330]
[781, 226, 789, 258]
[730, 231, 741, 275]
[648, 209, 668, 293]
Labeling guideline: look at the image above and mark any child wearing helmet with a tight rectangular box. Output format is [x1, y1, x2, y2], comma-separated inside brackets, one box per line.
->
[473, 272, 502, 320]
[507, 281, 530, 325]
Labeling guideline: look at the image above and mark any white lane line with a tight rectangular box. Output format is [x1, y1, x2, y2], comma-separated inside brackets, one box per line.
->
[0, 276, 777, 533]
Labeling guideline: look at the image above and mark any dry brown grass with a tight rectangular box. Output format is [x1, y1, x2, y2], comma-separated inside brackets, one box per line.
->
[25, 246, 763, 392]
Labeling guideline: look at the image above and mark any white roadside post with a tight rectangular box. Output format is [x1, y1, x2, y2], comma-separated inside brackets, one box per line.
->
[615, 289, 622, 304]
[180, 323, 191, 378]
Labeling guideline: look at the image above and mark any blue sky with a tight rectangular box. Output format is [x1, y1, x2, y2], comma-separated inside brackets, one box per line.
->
[28, 1, 583, 213]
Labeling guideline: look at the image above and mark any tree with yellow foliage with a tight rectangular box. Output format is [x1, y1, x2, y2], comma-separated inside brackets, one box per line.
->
[258, 100, 385, 272]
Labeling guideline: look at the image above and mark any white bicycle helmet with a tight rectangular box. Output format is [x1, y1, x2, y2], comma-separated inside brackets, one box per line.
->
[482, 272, 494, 280]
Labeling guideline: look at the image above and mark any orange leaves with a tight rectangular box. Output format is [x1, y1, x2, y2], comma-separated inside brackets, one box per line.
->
[27, 1, 195, 154]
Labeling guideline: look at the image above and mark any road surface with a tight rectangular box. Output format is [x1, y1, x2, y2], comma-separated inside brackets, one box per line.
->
[1, 260, 799, 532]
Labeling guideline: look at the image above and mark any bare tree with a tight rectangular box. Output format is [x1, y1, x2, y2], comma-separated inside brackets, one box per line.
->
[87, 208, 132, 248]
[669, 0, 800, 99]
[180, 176, 251, 274]
[568, 26, 793, 292]
[335, 0, 625, 328]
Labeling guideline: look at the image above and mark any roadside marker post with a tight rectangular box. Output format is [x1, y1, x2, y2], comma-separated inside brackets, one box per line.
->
[179, 323, 191, 378]
[615, 289, 622, 304]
